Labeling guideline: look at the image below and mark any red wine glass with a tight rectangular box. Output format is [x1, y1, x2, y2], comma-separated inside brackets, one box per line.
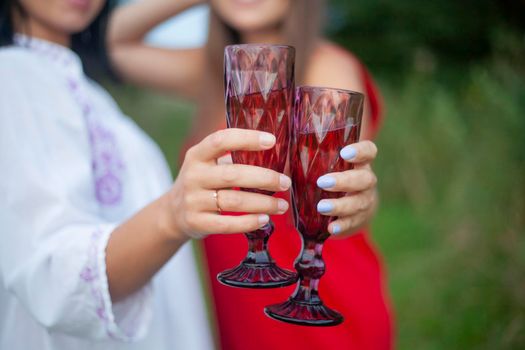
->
[218, 44, 297, 288]
[265, 86, 364, 325]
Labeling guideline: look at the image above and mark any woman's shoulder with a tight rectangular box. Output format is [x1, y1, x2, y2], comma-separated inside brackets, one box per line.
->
[0, 46, 44, 74]
[0, 46, 83, 126]
[305, 40, 365, 91]
[0, 46, 60, 92]
[312, 41, 363, 67]
[0, 45, 31, 60]
[306, 41, 383, 138]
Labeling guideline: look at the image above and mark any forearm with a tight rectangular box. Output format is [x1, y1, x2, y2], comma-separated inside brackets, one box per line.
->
[106, 193, 187, 302]
[108, 0, 202, 45]
[106, 128, 288, 301]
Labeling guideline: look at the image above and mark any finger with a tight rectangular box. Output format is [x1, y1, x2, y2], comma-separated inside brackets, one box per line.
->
[353, 162, 372, 170]
[339, 140, 377, 163]
[200, 164, 291, 192]
[327, 212, 368, 237]
[217, 153, 233, 165]
[187, 129, 276, 161]
[217, 190, 289, 214]
[188, 190, 289, 214]
[198, 213, 271, 235]
[316, 189, 375, 217]
[316, 168, 377, 193]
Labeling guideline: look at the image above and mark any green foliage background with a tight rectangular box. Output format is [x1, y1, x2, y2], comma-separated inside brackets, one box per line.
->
[106, 1, 525, 348]
[325, 1, 525, 348]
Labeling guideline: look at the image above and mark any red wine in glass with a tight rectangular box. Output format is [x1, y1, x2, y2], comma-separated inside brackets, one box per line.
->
[293, 125, 361, 238]
[265, 86, 364, 326]
[218, 44, 297, 288]
[228, 89, 290, 195]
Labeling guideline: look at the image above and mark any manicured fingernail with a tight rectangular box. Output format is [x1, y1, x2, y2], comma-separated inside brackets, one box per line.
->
[259, 214, 270, 225]
[259, 133, 276, 147]
[317, 200, 333, 213]
[317, 175, 336, 189]
[340, 146, 357, 160]
[331, 224, 341, 235]
[277, 199, 289, 213]
[280, 174, 291, 189]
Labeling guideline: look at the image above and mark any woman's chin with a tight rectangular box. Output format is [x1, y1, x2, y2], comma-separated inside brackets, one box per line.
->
[229, 19, 281, 37]
[53, 16, 95, 35]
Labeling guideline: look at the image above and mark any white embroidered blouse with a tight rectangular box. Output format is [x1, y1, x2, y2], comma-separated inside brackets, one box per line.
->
[0, 35, 214, 349]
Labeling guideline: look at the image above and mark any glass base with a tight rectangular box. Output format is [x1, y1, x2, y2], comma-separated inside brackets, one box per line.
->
[264, 299, 344, 326]
[217, 262, 297, 289]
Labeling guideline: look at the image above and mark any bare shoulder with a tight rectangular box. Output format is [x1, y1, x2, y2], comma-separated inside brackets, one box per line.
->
[305, 41, 375, 139]
[304, 40, 365, 93]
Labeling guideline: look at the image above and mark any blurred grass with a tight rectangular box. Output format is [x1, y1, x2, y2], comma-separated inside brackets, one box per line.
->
[372, 59, 525, 349]
[104, 56, 524, 349]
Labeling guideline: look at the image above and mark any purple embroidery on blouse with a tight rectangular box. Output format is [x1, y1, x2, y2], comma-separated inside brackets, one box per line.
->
[65, 78, 125, 206]
[79, 230, 105, 310]
[87, 120, 125, 205]
[15, 34, 125, 207]
[95, 174, 122, 205]
[79, 230, 116, 338]
[79, 266, 96, 282]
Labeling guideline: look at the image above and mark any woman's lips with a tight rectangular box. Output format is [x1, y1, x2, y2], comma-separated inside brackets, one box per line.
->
[67, 0, 91, 11]
[232, 0, 265, 6]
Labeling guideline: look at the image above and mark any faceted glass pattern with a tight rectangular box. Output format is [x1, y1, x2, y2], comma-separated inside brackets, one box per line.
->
[265, 86, 364, 326]
[218, 44, 297, 288]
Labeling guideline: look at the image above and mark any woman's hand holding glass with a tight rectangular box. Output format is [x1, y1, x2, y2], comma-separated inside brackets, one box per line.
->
[163, 128, 291, 240]
[317, 140, 379, 237]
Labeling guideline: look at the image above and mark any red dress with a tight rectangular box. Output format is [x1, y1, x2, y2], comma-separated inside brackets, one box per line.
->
[201, 62, 393, 350]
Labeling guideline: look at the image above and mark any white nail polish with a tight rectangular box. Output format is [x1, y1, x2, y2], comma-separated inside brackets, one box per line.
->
[277, 199, 288, 213]
[258, 214, 270, 225]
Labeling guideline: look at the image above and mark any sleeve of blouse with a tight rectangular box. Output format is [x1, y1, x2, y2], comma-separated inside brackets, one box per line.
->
[0, 55, 152, 341]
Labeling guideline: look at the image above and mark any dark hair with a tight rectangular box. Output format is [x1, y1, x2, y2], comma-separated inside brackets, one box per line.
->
[0, 0, 116, 81]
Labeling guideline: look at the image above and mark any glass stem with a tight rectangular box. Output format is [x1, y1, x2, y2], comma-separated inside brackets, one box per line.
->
[290, 237, 326, 304]
[243, 220, 274, 265]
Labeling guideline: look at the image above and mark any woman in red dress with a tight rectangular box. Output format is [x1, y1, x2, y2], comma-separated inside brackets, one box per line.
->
[109, 1, 393, 349]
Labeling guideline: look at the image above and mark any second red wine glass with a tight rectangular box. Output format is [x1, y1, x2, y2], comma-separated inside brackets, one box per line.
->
[265, 86, 364, 325]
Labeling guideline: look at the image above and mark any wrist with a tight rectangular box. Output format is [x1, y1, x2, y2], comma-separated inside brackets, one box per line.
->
[156, 193, 189, 245]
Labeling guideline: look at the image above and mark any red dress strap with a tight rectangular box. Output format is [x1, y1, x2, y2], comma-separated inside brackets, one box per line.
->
[359, 61, 384, 138]
[321, 43, 383, 138]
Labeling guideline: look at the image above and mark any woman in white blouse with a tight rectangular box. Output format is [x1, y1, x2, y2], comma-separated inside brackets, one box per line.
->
[0, 1, 297, 349]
